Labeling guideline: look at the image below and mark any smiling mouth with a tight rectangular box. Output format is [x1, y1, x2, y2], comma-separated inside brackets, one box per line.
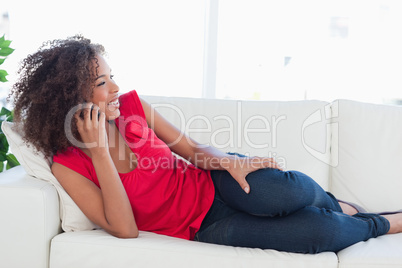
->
[107, 99, 120, 110]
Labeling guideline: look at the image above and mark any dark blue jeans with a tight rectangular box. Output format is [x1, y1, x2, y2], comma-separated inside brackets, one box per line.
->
[195, 166, 390, 253]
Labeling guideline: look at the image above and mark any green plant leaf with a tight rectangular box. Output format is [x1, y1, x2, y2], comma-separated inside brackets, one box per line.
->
[0, 152, 6, 161]
[0, 35, 4, 46]
[0, 58, 5, 65]
[0, 107, 11, 117]
[0, 69, 8, 82]
[6, 153, 20, 167]
[0, 161, 4, 172]
[0, 133, 9, 153]
[6, 113, 14, 122]
[0, 40, 11, 49]
[0, 47, 14, 57]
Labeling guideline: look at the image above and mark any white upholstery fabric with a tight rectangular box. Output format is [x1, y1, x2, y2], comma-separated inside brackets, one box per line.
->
[1, 121, 98, 232]
[1, 97, 402, 268]
[50, 230, 338, 268]
[142, 95, 332, 189]
[330, 100, 402, 212]
[0, 166, 60, 268]
[337, 233, 402, 268]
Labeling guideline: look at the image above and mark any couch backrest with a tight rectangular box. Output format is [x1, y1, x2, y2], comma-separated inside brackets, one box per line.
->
[142, 95, 332, 190]
[330, 100, 402, 212]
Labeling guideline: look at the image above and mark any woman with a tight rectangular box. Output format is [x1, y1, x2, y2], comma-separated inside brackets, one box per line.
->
[10, 35, 402, 254]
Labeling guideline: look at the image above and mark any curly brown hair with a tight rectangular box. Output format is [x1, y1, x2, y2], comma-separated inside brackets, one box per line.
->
[10, 35, 105, 158]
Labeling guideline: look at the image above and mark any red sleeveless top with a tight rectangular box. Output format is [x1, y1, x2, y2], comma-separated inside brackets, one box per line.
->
[53, 90, 215, 240]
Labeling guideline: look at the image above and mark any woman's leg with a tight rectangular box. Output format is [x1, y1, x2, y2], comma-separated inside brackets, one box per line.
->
[211, 168, 342, 217]
[196, 203, 390, 253]
[201, 167, 391, 253]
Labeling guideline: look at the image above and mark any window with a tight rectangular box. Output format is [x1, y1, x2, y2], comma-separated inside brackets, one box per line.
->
[2, 0, 402, 104]
[215, 0, 402, 103]
[2, 0, 205, 98]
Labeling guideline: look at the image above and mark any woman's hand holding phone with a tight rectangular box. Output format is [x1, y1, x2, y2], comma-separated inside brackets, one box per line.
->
[79, 103, 101, 120]
[75, 102, 108, 153]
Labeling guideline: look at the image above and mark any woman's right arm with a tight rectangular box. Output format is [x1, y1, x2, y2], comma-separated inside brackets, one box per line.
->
[51, 103, 138, 238]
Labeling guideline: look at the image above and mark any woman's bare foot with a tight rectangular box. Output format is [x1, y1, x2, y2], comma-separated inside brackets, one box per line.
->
[338, 201, 358, 216]
[383, 213, 402, 234]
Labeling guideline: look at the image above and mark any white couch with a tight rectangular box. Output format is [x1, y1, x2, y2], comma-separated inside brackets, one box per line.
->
[1, 95, 402, 268]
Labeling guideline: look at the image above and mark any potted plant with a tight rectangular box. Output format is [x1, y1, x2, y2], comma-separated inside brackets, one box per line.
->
[0, 34, 19, 171]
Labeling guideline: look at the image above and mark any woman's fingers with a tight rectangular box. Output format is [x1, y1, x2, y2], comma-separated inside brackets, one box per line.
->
[74, 102, 107, 148]
[233, 156, 283, 194]
[82, 102, 92, 116]
[74, 103, 84, 124]
[76, 102, 102, 125]
[91, 105, 100, 127]
[230, 172, 250, 194]
[255, 157, 282, 170]
[241, 180, 251, 194]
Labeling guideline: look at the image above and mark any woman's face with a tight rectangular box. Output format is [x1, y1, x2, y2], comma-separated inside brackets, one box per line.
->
[90, 55, 120, 120]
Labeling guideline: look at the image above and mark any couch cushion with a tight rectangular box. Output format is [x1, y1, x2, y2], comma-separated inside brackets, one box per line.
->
[337, 233, 402, 268]
[50, 230, 338, 268]
[0, 166, 60, 268]
[142, 95, 332, 190]
[1, 121, 98, 232]
[330, 100, 402, 212]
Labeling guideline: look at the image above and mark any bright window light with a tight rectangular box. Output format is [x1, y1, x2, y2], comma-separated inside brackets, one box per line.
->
[1, 0, 402, 104]
[2, 0, 205, 98]
[216, 0, 402, 103]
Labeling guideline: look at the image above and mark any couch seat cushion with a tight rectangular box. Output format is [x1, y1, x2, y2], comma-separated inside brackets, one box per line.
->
[337, 233, 402, 268]
[50, 230, 338, 268]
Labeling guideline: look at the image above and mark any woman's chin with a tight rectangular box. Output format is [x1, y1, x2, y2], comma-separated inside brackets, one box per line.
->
[105, 110, 121, 121]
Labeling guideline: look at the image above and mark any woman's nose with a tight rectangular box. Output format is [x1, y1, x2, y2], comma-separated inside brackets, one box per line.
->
[111, 81, 119, 93]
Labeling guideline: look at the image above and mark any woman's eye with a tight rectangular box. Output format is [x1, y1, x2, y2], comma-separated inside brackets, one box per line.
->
[97, 81, 106, 87]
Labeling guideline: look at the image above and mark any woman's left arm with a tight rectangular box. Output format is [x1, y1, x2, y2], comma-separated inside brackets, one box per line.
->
[141, 98, 282, 193]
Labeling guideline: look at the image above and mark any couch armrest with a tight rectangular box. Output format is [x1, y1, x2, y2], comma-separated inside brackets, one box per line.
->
[0, 166, 61, 268]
